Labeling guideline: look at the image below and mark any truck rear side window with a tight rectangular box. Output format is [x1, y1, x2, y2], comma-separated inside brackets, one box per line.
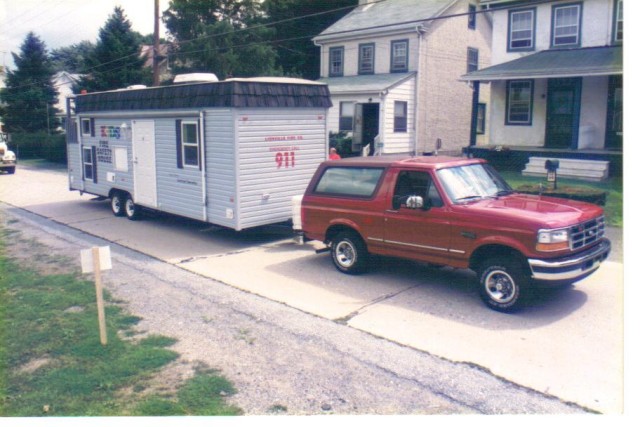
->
[314, 167, 384, 197]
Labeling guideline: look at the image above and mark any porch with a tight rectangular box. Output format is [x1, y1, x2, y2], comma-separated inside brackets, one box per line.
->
[464, 145, 623, 178]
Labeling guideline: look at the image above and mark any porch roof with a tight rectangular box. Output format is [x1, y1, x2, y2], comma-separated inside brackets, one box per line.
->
[318, 72, 416, 95]
[461, 46, 622, 82]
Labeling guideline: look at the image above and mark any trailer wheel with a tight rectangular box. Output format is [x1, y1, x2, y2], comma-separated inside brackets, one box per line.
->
[110, 192, 126, 217]
[477, 257, 530, 313]
[331, 231, 368, 274]
[124, 194, 141, 221]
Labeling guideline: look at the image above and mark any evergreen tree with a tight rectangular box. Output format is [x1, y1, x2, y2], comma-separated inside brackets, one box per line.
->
[163, 0, 280, 78]
[78, 7, 151, 92]
[262, 0, 358, 79]
[0, 32, 58, 133]
[50, 41, 95, 74]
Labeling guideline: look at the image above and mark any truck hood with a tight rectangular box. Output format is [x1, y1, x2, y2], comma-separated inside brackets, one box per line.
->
[463, 193, 604, 229]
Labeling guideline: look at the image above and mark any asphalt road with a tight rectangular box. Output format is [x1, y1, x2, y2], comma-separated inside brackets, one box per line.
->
[0, 162, 625, 414]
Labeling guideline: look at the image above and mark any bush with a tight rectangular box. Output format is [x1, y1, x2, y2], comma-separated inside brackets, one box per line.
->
[8, 132, 67, 164]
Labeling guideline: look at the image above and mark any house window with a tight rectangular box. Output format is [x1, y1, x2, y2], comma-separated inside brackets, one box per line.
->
[358, 43, 375, 75]
[339, 102, 355, 132]
[467, 48, 479, 73]
[506, 80, 534, 125]
[390, 40, 408, 73]
[468, 4, 477, 30]
[476, 103, 486, 134]
[394, 101, 408, 132]
[82, 146, 96, 182]
[552, 3, 582, 47]
[329, 46, 344, 77]
[613, 0, 623, 42]
[508, 8, 535, 51]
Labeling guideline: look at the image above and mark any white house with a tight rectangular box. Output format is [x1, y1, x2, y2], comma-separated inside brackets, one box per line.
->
[462, 0, 622, 177]
[313, 0, 492, 156]
[52, 71, 81, 129]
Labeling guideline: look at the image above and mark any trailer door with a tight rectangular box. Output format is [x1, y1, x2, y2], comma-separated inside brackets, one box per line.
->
[132, 120, 158, 208]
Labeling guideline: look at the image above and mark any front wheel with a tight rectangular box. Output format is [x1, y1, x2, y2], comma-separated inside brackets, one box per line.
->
[331, 231, 368, 274]
[477, 257, 530, 313]
[124, 194, 141, 221]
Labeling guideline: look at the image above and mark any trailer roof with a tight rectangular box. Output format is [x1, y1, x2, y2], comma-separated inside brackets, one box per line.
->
[75, 79, 333, 113]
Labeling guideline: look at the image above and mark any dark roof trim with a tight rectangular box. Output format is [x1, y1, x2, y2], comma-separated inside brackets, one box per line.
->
[461, 46, 622, 81]
[75, 80, 333, 113]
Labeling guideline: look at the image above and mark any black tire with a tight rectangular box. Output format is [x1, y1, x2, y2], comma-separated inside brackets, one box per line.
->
[7, 166, 15, 174]
[124, 194, 141, 221]
[110, 192, 126, 217]
[477, 257, 530, 313]
[331, 231, 368, 274]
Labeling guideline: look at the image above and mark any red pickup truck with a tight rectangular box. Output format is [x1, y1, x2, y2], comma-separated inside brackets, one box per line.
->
[297, 155, 610, 312]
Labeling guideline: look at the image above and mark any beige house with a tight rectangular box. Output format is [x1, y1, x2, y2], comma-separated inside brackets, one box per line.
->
[314, 0, 492, 156]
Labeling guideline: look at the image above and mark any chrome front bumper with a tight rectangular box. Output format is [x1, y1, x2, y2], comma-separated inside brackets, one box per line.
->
[528, 238, 611, 282]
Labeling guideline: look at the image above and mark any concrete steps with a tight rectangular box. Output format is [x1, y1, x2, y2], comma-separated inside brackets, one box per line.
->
[522, 156, 609, 181]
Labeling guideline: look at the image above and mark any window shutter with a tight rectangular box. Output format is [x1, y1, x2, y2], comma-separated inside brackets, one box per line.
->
[90, 118, 95, 137]
[176, 119, 183, 169]
[92, 146, 98, 183]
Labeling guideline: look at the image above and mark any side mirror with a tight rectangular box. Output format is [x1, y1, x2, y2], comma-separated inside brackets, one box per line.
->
[406, 195, 424, 209]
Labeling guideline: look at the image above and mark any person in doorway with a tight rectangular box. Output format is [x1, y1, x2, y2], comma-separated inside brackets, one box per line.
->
[329, 147, 341, 160]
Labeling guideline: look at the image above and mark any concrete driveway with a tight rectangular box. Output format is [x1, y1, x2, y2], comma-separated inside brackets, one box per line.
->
[0, 163, 624, 413]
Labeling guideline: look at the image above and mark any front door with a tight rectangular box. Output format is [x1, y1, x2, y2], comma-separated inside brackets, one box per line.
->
[545, 78, 582, 149]
[132, 120, 157, 208]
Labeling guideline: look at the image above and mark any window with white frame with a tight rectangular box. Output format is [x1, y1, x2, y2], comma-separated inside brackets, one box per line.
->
[358, 43, 375, 75]
[83, 146, 95, 181]
[329, 46, 344, 77]
[476, 103, 486, 134]
[390, 40, 408, 73]
[181, 121, 199, 168]
[81, 118, 92, 136]
[506, 80, 533, 125]
[339, 102, 355, 132]
[508, 8, 535, 51]
[394, 101, 408, 132]
[552, 3, 582, 47]
[614, 0, 623, 42]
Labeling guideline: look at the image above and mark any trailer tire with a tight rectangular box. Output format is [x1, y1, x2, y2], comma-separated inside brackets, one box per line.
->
[124, 194, 141, 221]
[110, 192, 126, 217]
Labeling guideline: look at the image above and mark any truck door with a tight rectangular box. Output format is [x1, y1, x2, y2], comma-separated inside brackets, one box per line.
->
[383, 170, 451, 264]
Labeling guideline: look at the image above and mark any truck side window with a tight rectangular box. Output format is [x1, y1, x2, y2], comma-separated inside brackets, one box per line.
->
[393, 170, 443, 208]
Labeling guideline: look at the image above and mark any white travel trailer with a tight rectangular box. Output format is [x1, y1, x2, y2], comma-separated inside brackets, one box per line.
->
[66, 77, 332, 230]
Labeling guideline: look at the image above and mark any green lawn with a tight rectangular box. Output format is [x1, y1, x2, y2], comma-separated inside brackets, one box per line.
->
[501, 171, 623, 228]
[0, 228, 241, 417]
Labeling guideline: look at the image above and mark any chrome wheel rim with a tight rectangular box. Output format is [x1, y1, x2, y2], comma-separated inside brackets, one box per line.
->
[335, 240, 356, 268]
[111, 196, 122, 214]
[125, 199, 136, 217]
[484, 270, 517, 304]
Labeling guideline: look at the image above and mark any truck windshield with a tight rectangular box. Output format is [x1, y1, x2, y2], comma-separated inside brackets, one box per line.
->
[437, 163, 513, 204]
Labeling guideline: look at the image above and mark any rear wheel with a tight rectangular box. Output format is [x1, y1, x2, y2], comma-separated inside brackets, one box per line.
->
[124, 194, 141, 221]
[110, 192, 126, 217]
[331, 231, 368, 274]
[477, 257, 530, 313]
[7, 166, 15, 174]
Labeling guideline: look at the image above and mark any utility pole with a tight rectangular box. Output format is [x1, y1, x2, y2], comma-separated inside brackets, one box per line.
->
[152, 0, 160, 86]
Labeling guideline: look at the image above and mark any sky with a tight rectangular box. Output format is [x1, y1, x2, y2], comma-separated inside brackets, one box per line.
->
[0, 0, 172, 70]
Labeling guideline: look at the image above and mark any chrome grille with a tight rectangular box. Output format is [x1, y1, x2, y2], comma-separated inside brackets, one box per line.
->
[571, 216, 605, 250]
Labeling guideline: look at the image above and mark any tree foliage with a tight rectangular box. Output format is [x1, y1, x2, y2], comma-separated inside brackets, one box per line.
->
[163, 0, 279, 78]
[262, 0, 358, 79]
[78, 7, 151, 92]
[50, 41, 95, 74]
[0, 32, 59, 133]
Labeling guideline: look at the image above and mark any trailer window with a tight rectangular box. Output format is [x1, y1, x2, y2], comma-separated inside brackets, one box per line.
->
[181, 121, 199, 168]
[83, 146, 96, 182]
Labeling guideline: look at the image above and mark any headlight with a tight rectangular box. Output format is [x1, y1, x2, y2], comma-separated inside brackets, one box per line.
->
[537, 228, 570, 251]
